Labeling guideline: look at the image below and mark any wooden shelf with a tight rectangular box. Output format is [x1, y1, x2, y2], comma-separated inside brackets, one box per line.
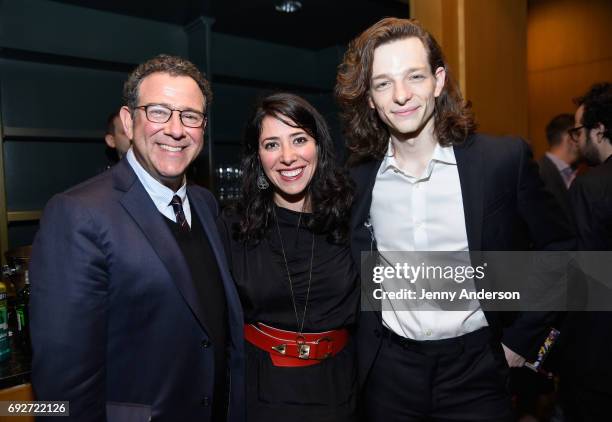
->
[3, 127, 104, 142]
[7, 211, 42, 222]
[0, 47, 136, 73]
[212, 73, 333, 94]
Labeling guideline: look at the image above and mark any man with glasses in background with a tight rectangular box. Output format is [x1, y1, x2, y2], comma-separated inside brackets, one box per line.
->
[30, 55, 245, 422]
[561, 82, 612, 421]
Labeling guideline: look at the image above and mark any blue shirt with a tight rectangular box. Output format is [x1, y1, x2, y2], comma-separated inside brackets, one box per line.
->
[126, 148, 192, 227]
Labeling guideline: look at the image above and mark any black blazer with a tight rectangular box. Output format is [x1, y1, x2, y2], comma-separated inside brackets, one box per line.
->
[538, 154, 574, 224]
[561, 157, 612, 393]
[570, 156, 612, 250]
[30, 158, 246, 422]
[350, 133, 575, 386]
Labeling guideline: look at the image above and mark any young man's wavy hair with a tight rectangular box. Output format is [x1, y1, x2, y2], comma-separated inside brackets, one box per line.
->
[234, 93, 353, 245]
[335, 17, 476, 164]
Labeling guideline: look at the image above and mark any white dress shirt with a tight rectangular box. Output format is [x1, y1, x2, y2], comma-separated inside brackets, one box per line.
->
[126, 148, 192, 227]
[370, 141, 488, 340]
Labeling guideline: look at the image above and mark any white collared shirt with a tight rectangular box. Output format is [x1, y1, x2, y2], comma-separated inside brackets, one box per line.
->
[126, 148, 192, 227]
[370, 141, 488, 340]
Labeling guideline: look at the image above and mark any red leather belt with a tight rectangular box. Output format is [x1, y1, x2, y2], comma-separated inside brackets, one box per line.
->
[244, 322, 349, 367]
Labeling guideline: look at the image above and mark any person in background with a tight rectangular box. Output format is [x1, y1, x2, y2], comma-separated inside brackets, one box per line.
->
[218, 93, 358, 421]
[510, 113, 581, 421]
[104, 110, 132, 164]
[29, 54, 245, 422]
[539, 113, 580, 221]
[561, 82, 612, 422]
[335, 17, 575, 421]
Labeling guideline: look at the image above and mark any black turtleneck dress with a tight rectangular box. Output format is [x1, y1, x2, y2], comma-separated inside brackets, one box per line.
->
[219, 206, 359, 422]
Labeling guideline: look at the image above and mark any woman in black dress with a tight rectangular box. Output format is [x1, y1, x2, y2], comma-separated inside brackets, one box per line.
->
[218, 93, 358, 421]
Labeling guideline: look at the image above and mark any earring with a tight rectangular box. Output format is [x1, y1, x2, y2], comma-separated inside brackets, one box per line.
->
[257, 168, 269, 190]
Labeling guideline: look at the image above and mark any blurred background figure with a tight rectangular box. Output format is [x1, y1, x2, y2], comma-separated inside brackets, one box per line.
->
[568, 82, 612, 250]
[561, 81, 612, 422]
[104, 110, 131, 165]
[539, 114, 579, 221]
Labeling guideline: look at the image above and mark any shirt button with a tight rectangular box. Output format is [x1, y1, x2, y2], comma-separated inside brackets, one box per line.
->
[425, 330, 432, 337]
[201, 340, 211, 348]
[201, 396, 210, 407]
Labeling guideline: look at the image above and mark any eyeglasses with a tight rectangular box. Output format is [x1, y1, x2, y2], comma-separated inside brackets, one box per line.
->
[135, 104, 206, 128]
[568, 125, 584, 142]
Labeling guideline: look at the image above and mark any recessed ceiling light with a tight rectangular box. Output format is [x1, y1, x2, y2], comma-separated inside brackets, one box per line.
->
[275, 1, 302, 13]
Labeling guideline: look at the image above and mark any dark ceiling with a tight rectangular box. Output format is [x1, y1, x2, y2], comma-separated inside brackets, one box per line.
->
[51, 0, 410, 50]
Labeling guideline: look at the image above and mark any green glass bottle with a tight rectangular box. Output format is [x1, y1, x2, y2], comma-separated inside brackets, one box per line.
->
[0, 279, 10, 362]
[16, 270, 31, 353]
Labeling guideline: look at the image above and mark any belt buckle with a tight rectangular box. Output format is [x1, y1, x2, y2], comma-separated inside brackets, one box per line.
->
[271, 343, 287, 355]
[315, 336, 333, 359]
[296, 335, 310, 359]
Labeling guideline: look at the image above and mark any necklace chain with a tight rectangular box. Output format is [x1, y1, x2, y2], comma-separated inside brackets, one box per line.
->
[272, 206, 315, 336]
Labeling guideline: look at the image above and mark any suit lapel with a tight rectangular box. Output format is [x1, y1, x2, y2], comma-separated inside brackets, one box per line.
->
[351, 159, 383, 229]
[351, 159, 383, 322]
[116, 166, 210, 332]
[454, 139, 484, 251]
[544, 155, 567, 194]
[187, 188, 244, 333]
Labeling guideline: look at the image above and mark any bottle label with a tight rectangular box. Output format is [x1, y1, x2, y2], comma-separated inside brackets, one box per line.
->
[0, 304, 8, 345]
[17, 307, 25, 332]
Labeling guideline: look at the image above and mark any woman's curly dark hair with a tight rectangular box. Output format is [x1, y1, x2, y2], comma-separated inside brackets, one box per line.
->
[234, 93, 354, 245]
[335, 17, 476, 164]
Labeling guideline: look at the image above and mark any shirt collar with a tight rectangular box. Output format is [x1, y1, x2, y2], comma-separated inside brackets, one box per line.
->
[126, 148, 187, 209]
[432, 142, 457, 165]
[380, 140, 456, 175]
[545, 152, 571, 172]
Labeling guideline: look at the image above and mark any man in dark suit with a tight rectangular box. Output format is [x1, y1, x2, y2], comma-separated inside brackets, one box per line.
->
[539, 113, 579, 220]
[335, 18, 574, 421]
[570, 82, 612, 250]
[561, 82, 612, 421]
[30, 55, 245, 422]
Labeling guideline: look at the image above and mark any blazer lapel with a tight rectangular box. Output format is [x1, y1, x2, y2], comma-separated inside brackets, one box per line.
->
[116, 167, 210, 333]
[454, 139, 484, 251]
[351, 159, 383, 322]
[351, 159, 383, 230]
[187, 188, 244, 334]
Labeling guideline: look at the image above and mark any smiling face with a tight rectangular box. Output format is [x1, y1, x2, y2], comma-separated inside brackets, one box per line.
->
[120, 72, 206, 191]
[368, 37, 445, 142]
[258, 115, 318, 211]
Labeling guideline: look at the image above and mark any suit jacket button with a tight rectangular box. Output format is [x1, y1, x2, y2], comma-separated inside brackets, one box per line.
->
[201, 339, 211, 348]
[201, 396, 210, 407]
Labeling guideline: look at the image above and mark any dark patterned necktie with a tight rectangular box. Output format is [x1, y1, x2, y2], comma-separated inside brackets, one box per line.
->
[170, 195, 190, 232]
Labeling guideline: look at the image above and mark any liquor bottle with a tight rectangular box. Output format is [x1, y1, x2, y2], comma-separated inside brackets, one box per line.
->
[16, 270, 31, 354]
[0, 278, 10, 362]
[2, 265, 18, 351]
